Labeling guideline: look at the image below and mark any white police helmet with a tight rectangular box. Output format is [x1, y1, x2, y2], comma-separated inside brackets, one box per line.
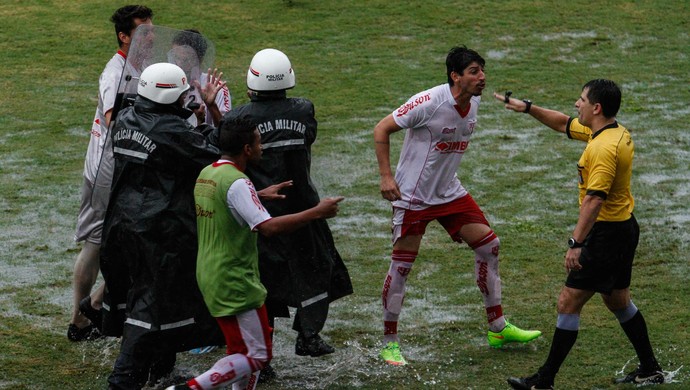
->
[137, 62, 191, 104]
[246, 48, 296, 91]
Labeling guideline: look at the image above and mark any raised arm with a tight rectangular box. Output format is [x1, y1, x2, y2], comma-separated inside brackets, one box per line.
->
[199, 68, 227, 126]
[374, 114, 403, 201]
[493, 92, 569, 133]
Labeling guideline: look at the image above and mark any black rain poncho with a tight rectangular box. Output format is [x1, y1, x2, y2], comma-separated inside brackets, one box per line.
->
[224, 92, 353, 337]
[100, 96, 223, 389]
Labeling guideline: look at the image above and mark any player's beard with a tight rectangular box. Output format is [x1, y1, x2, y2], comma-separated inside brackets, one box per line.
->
[474, 82, 486, 96]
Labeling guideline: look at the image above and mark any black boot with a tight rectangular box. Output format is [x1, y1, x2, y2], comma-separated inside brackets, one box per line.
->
[258, 363, 277, 383]
[79, 295, 103, 329]
[507, 371, 554, 390]
[295, 334, 335, 357]
[67, 323, 101, 342]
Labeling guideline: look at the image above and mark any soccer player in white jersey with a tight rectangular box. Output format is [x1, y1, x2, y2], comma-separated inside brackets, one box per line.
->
[68, 5, 153, 342]
[169, 29, 232, 127]
[374, 46, 541, 365]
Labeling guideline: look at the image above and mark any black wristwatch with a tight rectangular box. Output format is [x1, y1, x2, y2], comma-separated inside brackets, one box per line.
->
[522, 99, 532, 113]
[567, 237, 584, 248]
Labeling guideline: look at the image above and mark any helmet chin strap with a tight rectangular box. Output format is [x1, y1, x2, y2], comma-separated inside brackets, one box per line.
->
[249, 89, 287, 101]
[166, 96, 195, 118]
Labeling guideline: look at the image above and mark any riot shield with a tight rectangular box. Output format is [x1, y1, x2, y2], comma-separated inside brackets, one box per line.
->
[112, 25, 216, 120]
[90, 26, 217, 218]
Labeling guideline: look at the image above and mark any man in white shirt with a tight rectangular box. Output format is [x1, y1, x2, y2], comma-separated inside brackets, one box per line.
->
[374, 46, 541, 365]
[168, 29, 231, 127]
[69, 5, 154, 342]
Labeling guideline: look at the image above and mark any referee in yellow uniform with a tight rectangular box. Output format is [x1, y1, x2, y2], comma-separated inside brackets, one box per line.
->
[494, 80, 664, 389]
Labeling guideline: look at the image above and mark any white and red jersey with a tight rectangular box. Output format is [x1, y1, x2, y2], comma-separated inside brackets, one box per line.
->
[222, 162, 272, 230]
[392, 84, 480, 210]
[185, 72, 232, 126]
[83, 50, 126, 183]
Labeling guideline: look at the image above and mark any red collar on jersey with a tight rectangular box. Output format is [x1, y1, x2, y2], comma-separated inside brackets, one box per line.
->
[212, 160, 239, 169]
[454, 102, 471, 118]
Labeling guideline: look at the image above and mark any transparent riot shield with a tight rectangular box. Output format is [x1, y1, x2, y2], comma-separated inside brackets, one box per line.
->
[91, 26, 216, 219]
[111, 25, 216, 120]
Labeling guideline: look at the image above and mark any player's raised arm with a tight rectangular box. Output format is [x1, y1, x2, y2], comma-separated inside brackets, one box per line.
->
[374, 114, 403, 201]
[493, 91, 569, 133]
[198, 67, 227, 126]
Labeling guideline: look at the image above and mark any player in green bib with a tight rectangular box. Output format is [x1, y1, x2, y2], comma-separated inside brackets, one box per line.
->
[195, 159, 267, 317]
[167, 117, 343, 390]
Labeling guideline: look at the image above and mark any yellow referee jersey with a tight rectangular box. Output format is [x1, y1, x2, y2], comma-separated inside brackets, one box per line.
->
[566, 117, 634, 222]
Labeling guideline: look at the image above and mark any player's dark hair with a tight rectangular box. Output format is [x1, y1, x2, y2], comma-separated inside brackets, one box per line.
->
[446, 46, 485, 86]
[111, 5, 153, 47]
[172, 29, 208, 61]
[219, 116, 258, 156]
[583, 79, 621, 118]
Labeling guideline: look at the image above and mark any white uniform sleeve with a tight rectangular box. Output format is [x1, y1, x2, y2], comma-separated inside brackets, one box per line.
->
[392, 89, 433, 130]
[204, 85, 231, 125]
[227, 178, 272, 230]
[215, 85, 232, 115]
[100, 63, 122, 114]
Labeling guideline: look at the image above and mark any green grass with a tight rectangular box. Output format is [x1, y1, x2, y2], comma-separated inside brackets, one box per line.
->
[1, 0, 688, 389]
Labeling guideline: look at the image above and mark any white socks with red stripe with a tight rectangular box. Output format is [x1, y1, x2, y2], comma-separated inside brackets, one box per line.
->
[187, 354, 259, 390]
[470, 231, 505, 332]
[382, 250, 416, 343]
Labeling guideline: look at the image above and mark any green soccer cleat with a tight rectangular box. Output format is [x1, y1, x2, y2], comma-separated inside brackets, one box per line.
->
[380, 341, 407, 366]
[487, 320, 541, 348]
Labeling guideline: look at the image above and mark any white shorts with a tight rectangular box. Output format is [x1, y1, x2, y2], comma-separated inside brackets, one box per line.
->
[74, 177, 107, 244]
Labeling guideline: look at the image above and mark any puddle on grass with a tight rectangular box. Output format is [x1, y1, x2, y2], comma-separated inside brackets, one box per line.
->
[167, 321, 384, 390]
[615, 354, 686, 386]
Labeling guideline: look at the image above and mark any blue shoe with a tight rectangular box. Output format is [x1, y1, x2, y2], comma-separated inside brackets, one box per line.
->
[188, 345, 219, 354]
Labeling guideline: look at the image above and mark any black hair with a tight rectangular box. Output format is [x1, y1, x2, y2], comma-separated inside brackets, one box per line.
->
[219, 116, 258, 156]
[172, 29, 208, 61]
[110, 5, 153, 47]
[446, 46, 485, 86]
[583, 79, 622, 118]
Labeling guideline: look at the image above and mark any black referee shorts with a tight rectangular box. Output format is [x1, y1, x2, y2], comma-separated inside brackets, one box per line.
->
[565, 214, 639, 295]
